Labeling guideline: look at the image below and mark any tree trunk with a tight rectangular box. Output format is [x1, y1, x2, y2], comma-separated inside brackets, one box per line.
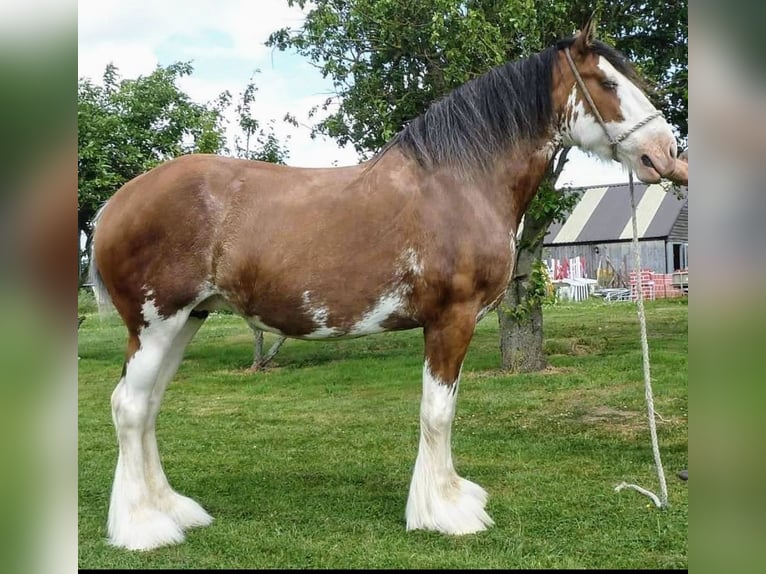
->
[252, 327, 264, 367]
[249, 325, 287, 371]
[496, 150, 572, 374]
[497, 209, 548, 373]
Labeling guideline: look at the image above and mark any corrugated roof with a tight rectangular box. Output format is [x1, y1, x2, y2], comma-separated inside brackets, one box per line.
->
[543, 182, 688, 245]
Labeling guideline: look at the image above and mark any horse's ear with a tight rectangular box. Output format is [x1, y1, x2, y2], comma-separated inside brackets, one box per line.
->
[574, 13, 597, 50]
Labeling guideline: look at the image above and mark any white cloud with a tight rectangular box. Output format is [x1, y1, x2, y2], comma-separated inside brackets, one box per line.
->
[78, 0, 359, 167]
[78, 41, 159, 82]
[77, 0, 304, 80]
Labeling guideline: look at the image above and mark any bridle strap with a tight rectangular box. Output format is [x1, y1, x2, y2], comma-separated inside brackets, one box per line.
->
[564, 47, 663, 160]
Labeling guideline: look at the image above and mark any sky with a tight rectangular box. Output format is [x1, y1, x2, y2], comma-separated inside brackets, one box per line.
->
[78, 0, 631, 187]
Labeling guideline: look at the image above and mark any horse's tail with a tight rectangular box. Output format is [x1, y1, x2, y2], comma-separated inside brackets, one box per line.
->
[88, 202, 114, 314]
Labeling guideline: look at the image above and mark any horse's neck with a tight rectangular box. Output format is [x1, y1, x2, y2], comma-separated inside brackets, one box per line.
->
[481, 142, 556, 229]
[372, 140, 554, 231]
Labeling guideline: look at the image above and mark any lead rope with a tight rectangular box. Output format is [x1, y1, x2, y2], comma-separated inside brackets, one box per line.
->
[564, 46, 671, 507]
[614, 170, 669, 509]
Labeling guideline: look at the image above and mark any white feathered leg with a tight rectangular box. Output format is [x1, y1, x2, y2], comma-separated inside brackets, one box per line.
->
[107, 301, 194, 551]
[143, 313, 213, 531]
[405, 356, 494, 535]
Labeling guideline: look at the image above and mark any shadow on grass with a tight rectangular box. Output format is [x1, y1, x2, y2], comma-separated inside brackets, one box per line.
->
[192, 465, 408, 527]
[183, 335, 424, 374]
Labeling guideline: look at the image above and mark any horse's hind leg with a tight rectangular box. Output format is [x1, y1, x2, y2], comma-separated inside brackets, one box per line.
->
[107, 303, 198, 551]
[143, 311, 212, 531]
[405, 303, 494, 535]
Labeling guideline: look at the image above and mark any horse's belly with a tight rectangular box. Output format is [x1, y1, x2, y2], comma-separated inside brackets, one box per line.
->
[208, 285, 419, 341]
[292, 287, 419, 340]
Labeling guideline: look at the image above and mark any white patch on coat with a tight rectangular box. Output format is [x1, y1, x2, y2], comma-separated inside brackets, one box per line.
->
[350, 288, 407, 336]
[301, 291, 341, 339]
[300, 249, 421, 339]
[406, 360, 493, 534]
[140, 297, 162, 327]
[561, 87, 608, 157]
[404, 246, 424, 276]
[349, 248, 419, 334]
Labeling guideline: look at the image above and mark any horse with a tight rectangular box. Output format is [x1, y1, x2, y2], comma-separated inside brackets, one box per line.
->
[88, 19, 688, 551]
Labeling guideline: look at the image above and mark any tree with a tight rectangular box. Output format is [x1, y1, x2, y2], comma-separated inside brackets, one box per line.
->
[268, 0, 687, 372]
[78, 62, 228, 282]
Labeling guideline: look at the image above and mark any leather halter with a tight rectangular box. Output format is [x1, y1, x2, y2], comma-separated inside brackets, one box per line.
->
[564, 47, 663, 161]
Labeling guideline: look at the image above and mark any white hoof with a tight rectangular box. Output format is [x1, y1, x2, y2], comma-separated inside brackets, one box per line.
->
[107, 508, 185, 551]
[405, 476, 494, 535]
[158, 491, 213, 530]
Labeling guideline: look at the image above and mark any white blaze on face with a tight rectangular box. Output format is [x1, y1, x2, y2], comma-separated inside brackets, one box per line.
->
[562, 56, 675, 169]
[597, 58, 675, 165]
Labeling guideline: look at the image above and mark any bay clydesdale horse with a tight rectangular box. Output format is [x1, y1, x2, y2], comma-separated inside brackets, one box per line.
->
[89, 20, 688, 550]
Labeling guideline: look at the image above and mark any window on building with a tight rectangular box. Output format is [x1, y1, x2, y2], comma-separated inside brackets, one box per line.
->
[672, 242, 688, 271]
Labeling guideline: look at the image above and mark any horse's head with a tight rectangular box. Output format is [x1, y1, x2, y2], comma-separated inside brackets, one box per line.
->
[556, 18, 686, 185]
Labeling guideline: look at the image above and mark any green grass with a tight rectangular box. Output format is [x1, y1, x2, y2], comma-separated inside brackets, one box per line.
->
[78, 298, 687, 569]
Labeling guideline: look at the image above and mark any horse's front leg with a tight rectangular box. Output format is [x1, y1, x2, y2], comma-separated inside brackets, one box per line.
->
[406, 302, 494, 535]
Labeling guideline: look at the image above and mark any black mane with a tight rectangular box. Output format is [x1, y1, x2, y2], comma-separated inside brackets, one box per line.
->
[387, 37, 642, 173]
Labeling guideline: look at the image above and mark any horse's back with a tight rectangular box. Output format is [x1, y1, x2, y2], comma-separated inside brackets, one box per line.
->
[92, 154, 417, 333]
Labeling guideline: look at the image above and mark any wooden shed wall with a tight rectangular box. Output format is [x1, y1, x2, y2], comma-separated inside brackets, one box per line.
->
[543, 239, 670, 281]
[668, 201, 688, 242]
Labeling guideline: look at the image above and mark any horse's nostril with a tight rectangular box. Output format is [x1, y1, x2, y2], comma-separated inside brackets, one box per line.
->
[641, 154, 655, 169]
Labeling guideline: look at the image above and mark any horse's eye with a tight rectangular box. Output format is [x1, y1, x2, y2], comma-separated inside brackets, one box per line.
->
[602, 79, 618, 91]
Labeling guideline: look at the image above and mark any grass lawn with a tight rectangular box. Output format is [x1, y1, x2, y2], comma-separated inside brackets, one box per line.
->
[78, 298, 687, 569]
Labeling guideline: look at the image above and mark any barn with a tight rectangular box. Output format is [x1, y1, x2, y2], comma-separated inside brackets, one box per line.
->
[543, 182, 688, 287]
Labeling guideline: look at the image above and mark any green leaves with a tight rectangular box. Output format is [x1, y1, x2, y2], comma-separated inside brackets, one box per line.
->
[232, 74, 291, 164]
[266, 0, 687, 368]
